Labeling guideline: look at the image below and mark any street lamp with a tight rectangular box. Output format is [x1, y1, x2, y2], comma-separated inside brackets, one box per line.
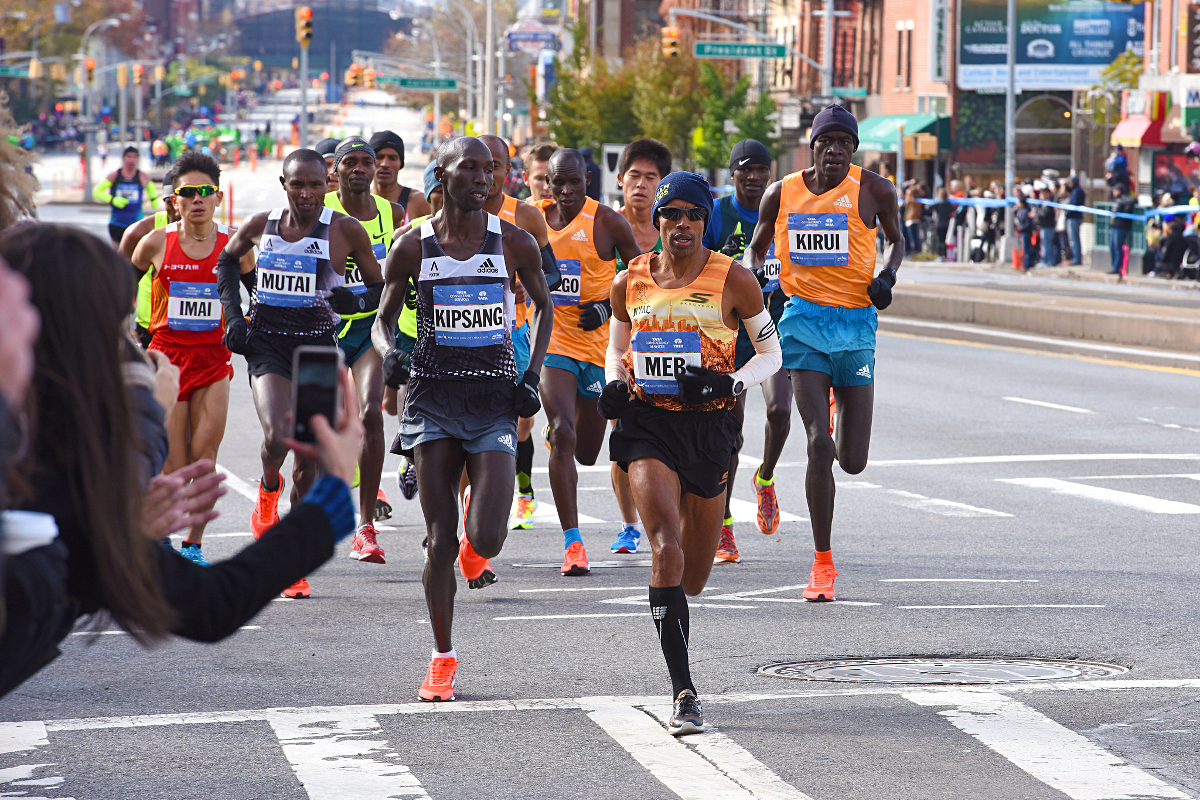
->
[78, 18, 120, 203]
[438, 0, 478, 128]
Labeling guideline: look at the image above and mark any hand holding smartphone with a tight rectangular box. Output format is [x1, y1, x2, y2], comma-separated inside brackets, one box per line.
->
[285, 349, 363, 488]
[290, 346, 344, 443]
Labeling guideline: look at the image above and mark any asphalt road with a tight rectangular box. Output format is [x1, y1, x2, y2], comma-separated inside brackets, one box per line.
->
[4, 320, 1200, 800]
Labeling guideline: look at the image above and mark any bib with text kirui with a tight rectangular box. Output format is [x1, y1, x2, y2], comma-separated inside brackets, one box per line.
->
[167, 282, 221, 331]
[762, 242, 782, 293]
[632, 331, 702, 394]
[433, 283, 506, 346]
[257, 251, 319, 307]
[787, 212, 849, 267]
[344, 242, 387, 295]
[552, 259, 581, 306]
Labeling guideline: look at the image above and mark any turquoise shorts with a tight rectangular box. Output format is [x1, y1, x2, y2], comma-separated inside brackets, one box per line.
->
[513, 322, 531, 376]
[778, 296, 877, 387]
[544, 353, 605, 398]
[337, 316, 375, 366]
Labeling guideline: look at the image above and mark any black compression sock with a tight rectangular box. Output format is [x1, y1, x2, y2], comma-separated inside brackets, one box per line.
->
[649, 585, 694, 698]
[516, 435, 535, 495]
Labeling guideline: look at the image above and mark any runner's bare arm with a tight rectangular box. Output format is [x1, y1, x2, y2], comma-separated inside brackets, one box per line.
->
[605, 271, 631, 383]
[515, 202, 550, 248]
[130, 227, 166, 276]
[508, 225, 553, 375]
[389, 201, 407, 231]
[119, 217, 156, 260]
[725, 262, 780, 390]
[597, 204, 642, 265]
[371, 229, 422, 357]
[865, 172, 904, 273]
[217, 212, 268, 335]
[747, 181, 782, 274]
[222, 212, 268, 259]
[331, 216, 384, 285]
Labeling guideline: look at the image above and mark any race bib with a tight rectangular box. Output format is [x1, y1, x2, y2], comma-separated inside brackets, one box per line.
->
[257, 252, 318, 308]
[433, 283, 506, 346]
[632, 331, 701, 394]
[344, 242, 387, 296]
[787, 212, 849, 267]
[115, 184, 140, 201]
[167, 281, 221, 331]
[552, 259, 581, 306]
[762, 243, 782, 293]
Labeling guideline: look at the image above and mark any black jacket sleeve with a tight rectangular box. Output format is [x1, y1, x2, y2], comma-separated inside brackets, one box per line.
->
[158, 502, 336, 643]
[217, 249, 247, 329]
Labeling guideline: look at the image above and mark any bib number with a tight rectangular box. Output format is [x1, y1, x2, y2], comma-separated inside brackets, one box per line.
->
[167, 282, 221, 331]
[342, 242, 387, 296]
[787, 212, 849, 267]
[632, 331, 701, 394]
[257, 252, 318, 307]
[762, 243, 782, 293]
[433, 283, 507, 346]
[552, 259, 581, 306]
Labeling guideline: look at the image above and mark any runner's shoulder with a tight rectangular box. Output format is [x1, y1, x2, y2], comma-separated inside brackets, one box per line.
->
[499, 217, 539, 256]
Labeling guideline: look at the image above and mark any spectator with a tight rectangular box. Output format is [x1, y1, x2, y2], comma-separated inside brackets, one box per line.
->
[1066, 176, 1086, 265]
[1036, 187, 1059, 266]
[1154, 217, 1192, 278]
[1109, 184, 1137, 276]
[1015, 193, 1036, 270]
[579, 146, 602, 201]
[0, 224, 362, 698]
[903, 183, 923, 254]
[932, 187, 954, 260]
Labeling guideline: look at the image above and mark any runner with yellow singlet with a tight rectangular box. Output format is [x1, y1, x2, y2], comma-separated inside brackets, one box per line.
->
[369, 130, 432, 224]
[323, 137, 405, 563]
[537, 148, 640, 576]
[121, 173, 180, 348]
[746, 105, 904, 602]
[608, 138, 671, 555]
[599, 171, 781, 734]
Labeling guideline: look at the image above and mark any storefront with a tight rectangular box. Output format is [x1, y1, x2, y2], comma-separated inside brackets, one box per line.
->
[853, 113, 951, 187]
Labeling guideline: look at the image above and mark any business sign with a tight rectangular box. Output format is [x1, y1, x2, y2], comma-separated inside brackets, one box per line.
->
[930, 0, 949, 82]
[1187, 1, 1200, 73]
[694, 42, 788, 59]
[379, 77, 458, 91]
[957, 0, 1145, 91]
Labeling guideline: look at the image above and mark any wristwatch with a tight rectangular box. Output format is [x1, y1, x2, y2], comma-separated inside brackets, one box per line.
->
[732, 378, 745, 395]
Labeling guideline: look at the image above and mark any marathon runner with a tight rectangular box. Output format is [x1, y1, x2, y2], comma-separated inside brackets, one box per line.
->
[314, 138, 341, 193]
[522, 143, 557, 204]
[131, 151, 252, 565]
[371, 137, 551, 700]
[600, 172, 782, 734]
[121, 172, 180, 348]
[538, 148, 640, 575]
[324, 136, 406, 562]
[746, 104, 902, 601]
[370, 131, 432, 223]
[217, 148, 384, 598]
[703, 139, 792, 563]
[95, 145, 159, 247]
[608, 138, 671, 554]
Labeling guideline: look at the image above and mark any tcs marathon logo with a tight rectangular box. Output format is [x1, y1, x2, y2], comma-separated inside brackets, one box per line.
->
[655, 182, 671, 203]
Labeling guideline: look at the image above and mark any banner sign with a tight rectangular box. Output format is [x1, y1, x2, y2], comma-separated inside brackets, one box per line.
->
[957, 0, 1145, 90]
[930, 0, 949, 82]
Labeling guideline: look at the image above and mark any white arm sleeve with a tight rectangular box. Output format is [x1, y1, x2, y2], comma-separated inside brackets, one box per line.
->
[605, 317, 631, 383]
[730, 307, 782, 390]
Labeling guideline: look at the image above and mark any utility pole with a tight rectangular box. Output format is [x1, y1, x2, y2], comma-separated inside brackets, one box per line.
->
[295, 6, 313, 148]
[822, 0, 835, 97]
[1003, 0, 1016, 259]
[484, 0, 495, 135]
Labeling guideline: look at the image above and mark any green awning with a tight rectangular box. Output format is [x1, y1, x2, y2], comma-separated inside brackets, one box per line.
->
[855, 113, 948, 153]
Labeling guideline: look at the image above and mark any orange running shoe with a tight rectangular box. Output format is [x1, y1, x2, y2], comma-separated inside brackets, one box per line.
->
[282, 577, 311, 599]
[713, 524, 740, 563]
[251, 477, 284, 539]
[374, 487, 392, 522]
[351, 523, 386, 564]
[754, 466, 781, 535]
[828, 389, 837, 437]
[419, 656, 458, 702]
[803, 556, 838, 602]
[561, 541, 590, 576]
[458, 537, 498, 589]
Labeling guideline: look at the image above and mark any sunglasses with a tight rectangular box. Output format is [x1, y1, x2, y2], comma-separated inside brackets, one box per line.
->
[174, 184, 218, 198]
[657, 206, 709, 222]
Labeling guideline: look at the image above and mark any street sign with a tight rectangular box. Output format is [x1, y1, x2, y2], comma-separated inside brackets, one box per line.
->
[507, 30, 559, 52]
[130, 119, 149, 127]
[693, 42, 786, 59]
[833, 86, 868, 98]
[75, 122, 103, 133]
[0, 65, 30, 77]
[379, 76, 457, 91]
[809, 95, 837, 107]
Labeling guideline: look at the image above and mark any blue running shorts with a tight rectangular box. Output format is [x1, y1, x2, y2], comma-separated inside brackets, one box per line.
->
[544, 353, 605, 398]
[778, 296, 877, 387]
[513, 322, 531, 376]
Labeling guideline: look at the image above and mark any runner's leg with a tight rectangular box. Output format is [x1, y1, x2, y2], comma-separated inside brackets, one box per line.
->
[162, 393, 191, 476]
[791, 369, 836, 552]
[182, 377, 231, 545]
[832, 381, 874, 476]
[351, 348, 385, 525]
[722, 392, 747, 520]
[463, 450, 516, 558]
[760, 369, 793, 479]
[416, 438, 468, 654]
[251, 372, 317, 497]
[541, 365, 583, 532]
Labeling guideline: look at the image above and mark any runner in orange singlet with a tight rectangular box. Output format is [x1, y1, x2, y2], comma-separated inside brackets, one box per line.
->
[746, 105, 904, 602]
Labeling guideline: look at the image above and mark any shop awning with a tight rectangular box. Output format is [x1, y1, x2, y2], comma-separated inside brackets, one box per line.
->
[1110, 116, 1165, 148]
[1161, 104, 1190, 144]
[856, 114, 948, 153]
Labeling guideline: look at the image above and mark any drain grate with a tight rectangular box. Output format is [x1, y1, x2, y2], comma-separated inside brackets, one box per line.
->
[758, 657, 1128, 685]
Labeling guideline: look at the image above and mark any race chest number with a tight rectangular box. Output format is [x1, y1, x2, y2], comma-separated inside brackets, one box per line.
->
[257, 252, 318, 307]
[632, 331, 701, 394]
[167, 281, 221, 331]
[787, 212, 849, 267]
[342, 242, 387, 296]
[433, 283, 507, 346]
[762, 243, 782, 293]
[552, 259, 581, 306]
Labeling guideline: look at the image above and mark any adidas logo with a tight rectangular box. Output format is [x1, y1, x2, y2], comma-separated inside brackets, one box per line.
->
[833, 194, 853, 208]
[571, 229, 589, 242]
[478, 257, 500, 275]
[497, 433, 514, 450]
[303, 241, 323, 255]
[856, 364, 871, 379]
[586, 380, 604, 394]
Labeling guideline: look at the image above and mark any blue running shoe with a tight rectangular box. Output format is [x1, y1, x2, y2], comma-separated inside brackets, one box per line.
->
[180, 542, 210, 567]
[610, 525, 641, 553]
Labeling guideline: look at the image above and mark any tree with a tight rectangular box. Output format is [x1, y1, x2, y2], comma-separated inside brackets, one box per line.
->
[544, 17, 639, 148]
[692, 62, 747, 171]
[628, 41, 701, 167]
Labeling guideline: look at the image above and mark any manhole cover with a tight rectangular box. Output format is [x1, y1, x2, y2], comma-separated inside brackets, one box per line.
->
[758, 657, 1128, 685]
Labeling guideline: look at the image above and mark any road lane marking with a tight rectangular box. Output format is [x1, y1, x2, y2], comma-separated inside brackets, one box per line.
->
[69, 626, 262, 636]
[903, 690, 1190, 800]
[493, 612, 647, 621]
[880, 578, 1039, 583]
[510, 560, 653, 568]
[999, 478, 1200, 514]
[0, 722, 48, 755]
[705, 584, 882, 606]
[1064, 473, 1200, 481]
[884, 490, 1012, 518]
[518, 586, 646, 593]
[899, 605, 1104, 610]
[600, 595, 757, 610]
[873, 454, 1200, 467]
[1002, 396, 1094, 414]
[215, 463, 259, 502]
[728, 498, 805, 524]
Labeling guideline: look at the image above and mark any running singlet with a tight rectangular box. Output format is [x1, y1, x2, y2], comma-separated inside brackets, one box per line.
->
[499, 194, 529, 330]
[111, 170, 145, 228]
[135, 210, 171, 330]
[324, 191, 392, 321]
[773, 164, 876, 309]
[148, 222, 231, 347]
[538, 196, 615, 365]
[621, 251, 737, 412]
[249, 206, 342, 336]
[412, 213, 517, 382]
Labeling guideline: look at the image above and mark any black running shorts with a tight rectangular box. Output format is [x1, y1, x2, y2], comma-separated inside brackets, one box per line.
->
[244, 330, 338, 381]
[610, 399, 739, 499]
[393, 377, 518, 459]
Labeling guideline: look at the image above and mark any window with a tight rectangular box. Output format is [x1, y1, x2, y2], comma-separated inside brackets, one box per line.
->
[905, 20, 913, 88]
[895, 20, 904, 88]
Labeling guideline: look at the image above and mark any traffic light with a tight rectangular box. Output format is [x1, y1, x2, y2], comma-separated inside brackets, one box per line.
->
[344, 62, 362, 86]
[294, 6, 313, 47]
[85, 58, 96, 83]
[51, 63, 66, 81]
[27, 58, 41, 80]
[155, 64, 165, 82]
[133, 63, 143, 86]
[363, 67, 376, 90]
[661, 26, 681, 58]
[253, 60, 263, 72]
[116, 64, 127, 89]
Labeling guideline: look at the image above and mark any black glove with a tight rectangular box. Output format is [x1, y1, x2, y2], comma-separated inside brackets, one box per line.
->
[597, 380, 631, 420]
[223, 318, 252, 355]
[513, 369, 542, 418]
[750, 266, 769, 289]
[720, 231, 748, 258]
[328, 286, 366, 315]
[577, 299, 612, 331]
[868, 267, 897, 310]
[382, 347, 410, 389]
[676, 365, 734, 405]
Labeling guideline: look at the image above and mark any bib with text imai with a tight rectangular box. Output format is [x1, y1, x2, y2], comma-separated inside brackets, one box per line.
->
[167, 282, 221, 331]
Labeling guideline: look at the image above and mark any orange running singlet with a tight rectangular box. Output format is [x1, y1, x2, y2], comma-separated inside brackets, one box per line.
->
[773, 164, 876, 309]
[149, 222, 231, 347]
[622, 251, 738, 412]
[539, 196, 615, 365]
[500, 194, 530, 329]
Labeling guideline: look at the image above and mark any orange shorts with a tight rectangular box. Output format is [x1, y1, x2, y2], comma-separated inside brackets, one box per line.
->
[149, 339, 233, 402]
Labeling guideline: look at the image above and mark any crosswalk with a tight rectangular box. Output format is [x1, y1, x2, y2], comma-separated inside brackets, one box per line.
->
[4, 681, 1197, 799]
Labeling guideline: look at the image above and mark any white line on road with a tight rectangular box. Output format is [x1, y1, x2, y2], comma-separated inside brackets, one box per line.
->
[884, 489, 1012, 518]
[1064, 473, 1200, 481]
[215, 463, 258, 502]
[493, 612, 648, 621]
[728, 498, 805, 524]
[600, 595, 757, 610]
[880, 578, 1039, 583]
[898, 605, 1105, 610]
[518, 586, 646, 593]
[70, 626, 262, 636]
[1002, 397, 1094, 414]
[510, 560, 653, 569]
[999, 478, 1200, 514]
[872, 454, 1200, 467]
[903, 690, 1190, 800]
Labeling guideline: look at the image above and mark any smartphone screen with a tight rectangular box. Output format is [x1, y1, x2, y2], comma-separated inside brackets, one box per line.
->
[292, 347, 341, 443]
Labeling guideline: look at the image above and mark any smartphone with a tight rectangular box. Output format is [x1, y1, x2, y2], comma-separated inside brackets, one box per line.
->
[290, 346, 344, 444]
